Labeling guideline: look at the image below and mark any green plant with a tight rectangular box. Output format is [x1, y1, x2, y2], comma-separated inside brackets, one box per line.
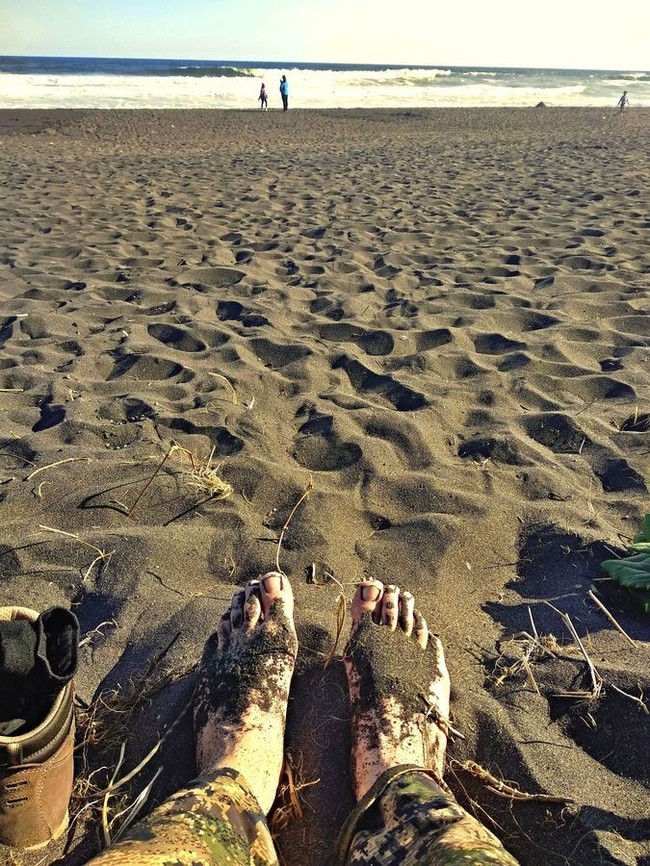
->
[601, 514, 650, 613]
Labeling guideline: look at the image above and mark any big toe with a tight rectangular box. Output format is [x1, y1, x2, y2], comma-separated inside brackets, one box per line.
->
[259, 571, 294, 621]
[351, 580, 384, 623]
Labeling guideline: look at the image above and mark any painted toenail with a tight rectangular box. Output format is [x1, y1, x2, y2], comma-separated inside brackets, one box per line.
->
[360, 584, 381, 602]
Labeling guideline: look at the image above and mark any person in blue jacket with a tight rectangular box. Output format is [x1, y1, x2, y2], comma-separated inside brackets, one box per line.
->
[280, 74, 289, 111]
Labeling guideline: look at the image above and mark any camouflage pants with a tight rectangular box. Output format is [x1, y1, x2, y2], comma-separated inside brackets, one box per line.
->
[86, 765, 519, 866]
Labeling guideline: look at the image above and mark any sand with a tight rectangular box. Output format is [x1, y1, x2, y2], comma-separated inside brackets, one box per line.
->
[0, 107, 648, 866]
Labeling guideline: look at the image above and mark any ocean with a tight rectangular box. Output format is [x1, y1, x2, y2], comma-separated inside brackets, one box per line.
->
[1, 56, 649, 110]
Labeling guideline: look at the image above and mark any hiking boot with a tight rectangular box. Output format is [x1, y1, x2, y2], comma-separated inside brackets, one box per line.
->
[0, 606, 77, 850]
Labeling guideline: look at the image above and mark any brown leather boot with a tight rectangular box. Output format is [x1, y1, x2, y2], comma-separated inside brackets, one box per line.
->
[0, 607, 76, 850]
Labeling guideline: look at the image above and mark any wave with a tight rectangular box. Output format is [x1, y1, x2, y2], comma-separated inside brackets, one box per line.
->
[2, 59, 650, 109]
[167, 65, 254, 78]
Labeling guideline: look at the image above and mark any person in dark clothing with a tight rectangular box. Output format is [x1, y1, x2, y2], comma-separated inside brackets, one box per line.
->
[280, 74, 289, 111]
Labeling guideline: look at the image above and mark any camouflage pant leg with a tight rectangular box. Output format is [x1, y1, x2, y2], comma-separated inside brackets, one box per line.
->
[85, 767, 278, 866]
[338, 767, 520, 866]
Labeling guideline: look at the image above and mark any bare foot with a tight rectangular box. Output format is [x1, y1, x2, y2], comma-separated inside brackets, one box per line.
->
[344, 580, 450, 800]
[193, 572, 298, 813]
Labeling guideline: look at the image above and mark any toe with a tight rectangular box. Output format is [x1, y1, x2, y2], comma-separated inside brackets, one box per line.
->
[230, 589, 246, 629]
[259, 571, 294, 620]
[217, 610, 231, 649]
[380, 584, 399, 630]
[398, 590, 415, 637]
[351, 580, 383, 623]
[413, 609, 429, 649]
[243, 581, 262, 630]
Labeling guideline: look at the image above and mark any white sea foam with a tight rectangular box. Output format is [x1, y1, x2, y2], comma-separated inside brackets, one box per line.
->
[1, 64, 649, 109]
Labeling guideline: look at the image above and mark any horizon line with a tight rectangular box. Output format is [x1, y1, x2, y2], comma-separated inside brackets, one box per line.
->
[1, 53, 648, 75]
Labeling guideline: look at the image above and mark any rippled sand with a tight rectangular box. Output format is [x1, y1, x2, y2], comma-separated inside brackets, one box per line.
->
[1, 107, 648, 866]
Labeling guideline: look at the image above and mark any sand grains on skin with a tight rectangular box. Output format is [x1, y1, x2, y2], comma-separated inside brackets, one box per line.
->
[194, 573, 298, 814]
[344, 581, 451, 799]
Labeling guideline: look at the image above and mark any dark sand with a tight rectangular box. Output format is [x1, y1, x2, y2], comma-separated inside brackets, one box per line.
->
[0, 107, 648, 866]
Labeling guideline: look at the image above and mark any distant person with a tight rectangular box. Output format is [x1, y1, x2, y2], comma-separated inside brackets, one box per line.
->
[617, 90, 630, 113]
[258, 82, 268, 111]
[280, 74, 289, 111]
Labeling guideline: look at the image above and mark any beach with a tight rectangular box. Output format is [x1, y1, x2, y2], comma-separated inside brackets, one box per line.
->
[1, 107, 648, 866]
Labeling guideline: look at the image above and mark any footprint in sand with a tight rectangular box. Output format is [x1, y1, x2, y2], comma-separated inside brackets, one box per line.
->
[318, 322, 394, 357]
[148, 324, 206, 353]
[107, 354, 191, 382]
[332, 356, 426, 412]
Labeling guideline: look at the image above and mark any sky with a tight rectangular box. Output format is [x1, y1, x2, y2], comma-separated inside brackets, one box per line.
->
[1, 0, 648, 71]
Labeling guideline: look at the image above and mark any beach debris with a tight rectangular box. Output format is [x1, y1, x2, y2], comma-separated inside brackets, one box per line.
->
[324, 592, 347, 669]
[544, 601, 602, 699]
[618, 409, 649, 433]
[207, 371, 254, 409]
[73, 634, 194, 850]
[587, 588, 637, 647]
[79, 620, 118, 648]
[38, 524, 114, 583]
[455, 760, 575, 805]
[127, 442, 233, 518]
[270, 752, 319, 835]
[489, 604, 557, 690]
[274, 476, 313, 574]
[419, 693, 465, 741]
[26, 456, 92, 492]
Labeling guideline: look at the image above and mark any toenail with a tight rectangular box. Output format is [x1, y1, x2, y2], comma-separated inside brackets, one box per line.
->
[360, 584, 381, 602]
[261, 573, 284, 592]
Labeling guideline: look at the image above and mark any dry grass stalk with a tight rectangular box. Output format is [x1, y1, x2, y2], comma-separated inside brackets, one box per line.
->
[419, 693, 465, 741]
[0, 450, 35, 466]
[172, 443, 233, 499]
[489, 625, 555, 690]
[456, 760, 575, 805]
[324, 593, 346, 669]
[608, 683, 649, 714]
[76, 633, 185, 756]
[544, 602, 602, 698]
[543, 602, 646, 712]
[38, 524, 114, 583]
[587, 589, 637, 648]
[73, 637, 194, 850]
[26, 456, 92, 481]
[0, 387, 25, 392]
[79, 620, 118, 648]
[101, 700, 191, 848]
[109, 766, 164, 844]
[269, 753, 319, 836]
[275, 477, 314, 574]
[207, 372, 254, 409]
[127, 442, 232, 518]
[33, 480, 50, 500]
[126, 444, 175, 517]
[521, 656, 540, 695]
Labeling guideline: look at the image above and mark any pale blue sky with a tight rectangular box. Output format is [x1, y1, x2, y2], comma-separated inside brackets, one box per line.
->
[1, 0, 648, 70]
